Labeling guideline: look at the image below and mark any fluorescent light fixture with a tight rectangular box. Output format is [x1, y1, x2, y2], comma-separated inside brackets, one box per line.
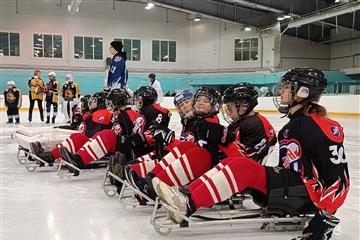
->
[244, 27, 252, 31]
[284, 15, 291, 19]
[194, 17, 201, 22]
[68, 0, 82, 14]
[277, 16, 285, 21]
[335, 0, 340, 2]
[145, 2, 154, 9]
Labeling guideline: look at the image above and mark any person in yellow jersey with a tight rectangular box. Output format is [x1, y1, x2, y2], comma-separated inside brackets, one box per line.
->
[44, 71, 60, 124]
[28, 69, 45, 122]
[61, 74, 81, 123]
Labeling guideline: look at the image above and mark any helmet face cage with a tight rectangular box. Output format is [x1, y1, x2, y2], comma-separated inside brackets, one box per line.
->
[105, 99, 115, 112]
[176, 98, 193, 118]
[273, 81, 293, 114]
[88, 96, 98, 111]
[193, 87, 222, 116]
[133, 95, 143, 110]
[222, 98, 251, 123]
[80, 96, 90, 113]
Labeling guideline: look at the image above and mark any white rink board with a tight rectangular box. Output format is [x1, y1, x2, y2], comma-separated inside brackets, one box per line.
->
[1, 95, 359, 114]
[1, 111, 359, 240]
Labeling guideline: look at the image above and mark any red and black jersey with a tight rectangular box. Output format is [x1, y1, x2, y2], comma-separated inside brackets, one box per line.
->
[78, 109, 112, 138]
[138, 103, 171, 131]
[278, 109, 349, 214]
[227, 113, 277, 164]
[111, 108, 138, 136]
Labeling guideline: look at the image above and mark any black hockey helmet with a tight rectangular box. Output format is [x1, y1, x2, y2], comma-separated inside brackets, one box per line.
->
[223, 82, 258, 118]
[193, 86, 222, 116]
[106, 88, 131, 112]
[133, 86, 158, 109]
[274, 68, 327, 114]
[88, 91, 107, 112]
[80, 95, 91, 114]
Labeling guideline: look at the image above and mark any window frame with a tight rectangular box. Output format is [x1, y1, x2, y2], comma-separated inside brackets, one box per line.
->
[0, 31, 20, 57]
[234, 37, 259, 62]
[151, 39, 176, 63]
[113, 38, 141, 61]
[32, 32, 63, 59]
[73, 35, 104, 60]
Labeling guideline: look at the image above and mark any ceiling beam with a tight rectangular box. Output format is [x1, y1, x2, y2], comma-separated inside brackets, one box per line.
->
[287, 1, 360, 28]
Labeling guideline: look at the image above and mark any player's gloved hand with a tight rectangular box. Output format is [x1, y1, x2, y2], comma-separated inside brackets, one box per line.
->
[123, 133, 145, 149]
[150, 121, 175, 145]
[296, 210, 339, 240]
[196, 121, 227, 144]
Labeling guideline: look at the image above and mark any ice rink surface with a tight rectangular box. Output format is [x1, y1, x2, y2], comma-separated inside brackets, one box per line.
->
[1, 111, 359, 240]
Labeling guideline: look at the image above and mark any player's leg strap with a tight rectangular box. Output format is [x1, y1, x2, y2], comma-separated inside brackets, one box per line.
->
[264, 167, 317, 216]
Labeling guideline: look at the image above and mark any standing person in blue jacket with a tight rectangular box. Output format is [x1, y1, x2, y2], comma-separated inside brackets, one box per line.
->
[106, 41, 128, 91]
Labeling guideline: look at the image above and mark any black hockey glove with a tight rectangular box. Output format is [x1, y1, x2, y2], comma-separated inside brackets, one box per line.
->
[123, 133, 145, 149]
[197, 121, 227, 144]
[294, 210, 339, 240]
[150, 121, 175, 146]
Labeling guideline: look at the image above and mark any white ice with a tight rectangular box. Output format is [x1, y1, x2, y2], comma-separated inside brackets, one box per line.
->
[1, 111, 359, 240]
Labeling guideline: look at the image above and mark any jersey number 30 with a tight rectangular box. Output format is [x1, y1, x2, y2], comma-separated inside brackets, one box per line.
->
[329, 145, 346, 164]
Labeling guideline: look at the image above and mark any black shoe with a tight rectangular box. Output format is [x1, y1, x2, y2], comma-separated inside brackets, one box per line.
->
[15, 119, 20, 124]
[109, 152, 128, 192]
[110, 152, 127, 180]
[52, 117, 56, 124]
[40, 116, 44, 122]
[29, 142, 43, 157]
[46, 116, 50, 124]
[29, 142, 54, 167]
[6, 120, 13, 124]
[59, 147, 83, 176]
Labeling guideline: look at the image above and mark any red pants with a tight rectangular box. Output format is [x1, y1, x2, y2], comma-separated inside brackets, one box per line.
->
[51, 130, 117, 165]
[129, 141, 198, 178]
[188, 156, 267, 209]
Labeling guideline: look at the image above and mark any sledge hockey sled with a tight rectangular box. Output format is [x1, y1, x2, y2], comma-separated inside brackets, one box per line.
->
[103, 166, 156, 210]
[150, 197, 314, 236]
[57, 156, 109, 178]
[13, 125, 75, 169]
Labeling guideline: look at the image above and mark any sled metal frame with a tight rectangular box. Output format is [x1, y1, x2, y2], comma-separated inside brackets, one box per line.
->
[57, 157, 109, 178]
[102, 167, 156, 210]
[150, 197, 313, 236]
[23, 150, 58, 172]
[17, 145, 30, 165]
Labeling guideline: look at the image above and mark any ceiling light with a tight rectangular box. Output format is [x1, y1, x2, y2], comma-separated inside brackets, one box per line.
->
[68, 0, 82, 14]
[145, 2, 154, 9]
[277, 16, 285, 21]
[244, 27, 252, 31]
[194, 17, 201, 22]
[284, 15, 291, 19]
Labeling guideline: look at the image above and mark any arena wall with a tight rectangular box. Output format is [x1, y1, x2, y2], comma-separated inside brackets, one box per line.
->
[1, 95, 359, 117]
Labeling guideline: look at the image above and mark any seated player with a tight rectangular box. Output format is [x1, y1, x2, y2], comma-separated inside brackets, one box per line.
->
[155, 68, 349, 240]
[54, 94, 91, 130]
[122, 90, 195, 180]
[29, 91, 111, 166]
[59, 86, 172, 175]
[58, 88, 137, 172]
[125, 86, 232, 199]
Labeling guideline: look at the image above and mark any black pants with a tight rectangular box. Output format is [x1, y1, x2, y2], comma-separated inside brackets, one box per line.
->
[29, 98, 44, 121]
[7, 107, 20, 123]
[253, 167, 316, 215]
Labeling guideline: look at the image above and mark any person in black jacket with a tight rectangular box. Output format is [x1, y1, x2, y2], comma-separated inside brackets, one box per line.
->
[4, 81, 22, 124]
[156, 68, 349, 240]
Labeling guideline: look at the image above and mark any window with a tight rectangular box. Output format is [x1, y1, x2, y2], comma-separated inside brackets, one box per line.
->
[33, 34, 62, 58]
[74, 36, 103, 60]
[0, 32, 20, 56]
[152, 40, 176, 62]
[114, 38, 141, 61]
[234, 38, 258, 61]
